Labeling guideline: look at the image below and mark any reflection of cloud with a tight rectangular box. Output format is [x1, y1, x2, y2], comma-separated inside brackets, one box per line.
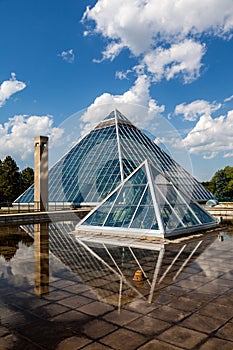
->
[83, 0, 233, 82]
[0, 241, 71, 289]
[0, 232, 33, 261]
[0, 73, 26, 107]
[0, 243, 35, 287]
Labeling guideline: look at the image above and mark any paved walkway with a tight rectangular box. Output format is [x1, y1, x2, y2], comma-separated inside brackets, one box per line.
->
[1, 227, 233, 349]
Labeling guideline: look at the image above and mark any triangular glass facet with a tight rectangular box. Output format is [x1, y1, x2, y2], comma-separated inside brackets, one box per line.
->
[77, 161, 216, 238]
[77, 162, 161, 234]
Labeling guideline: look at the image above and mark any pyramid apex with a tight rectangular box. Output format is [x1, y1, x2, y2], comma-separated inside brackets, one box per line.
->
[94, 109, 136, 130]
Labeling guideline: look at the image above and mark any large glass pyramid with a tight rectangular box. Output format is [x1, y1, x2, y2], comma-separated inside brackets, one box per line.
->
[15, 109, 214, 205]
[76, 160, 216, 238]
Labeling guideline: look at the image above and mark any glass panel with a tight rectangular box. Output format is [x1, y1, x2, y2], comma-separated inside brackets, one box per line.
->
[141, 187, 152, 205]
[114, 184, 146, 206]
[173, 205, 199, 226]
[126, 166, 147, 185]
[154, 185, 170, 208]
[123, 159, 137, 177]
[152, 169, 166, 184]
[84, 191, 119, 226]
[104, 205, 136, 227]
[103, 111, 115, 120]
[151, 166, 160, 183]
[85, 205, 111, 226]
[190, 203, 215, 223]
[161, 206, 183, 230]
[131, 205, 158, 230]
[17, 185, 34, 202]
[103, 179, 147, 228]
[157, 184, 184, 206]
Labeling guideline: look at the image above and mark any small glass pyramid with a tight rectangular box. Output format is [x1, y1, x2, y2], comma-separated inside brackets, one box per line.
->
[76, 160, 216, 238]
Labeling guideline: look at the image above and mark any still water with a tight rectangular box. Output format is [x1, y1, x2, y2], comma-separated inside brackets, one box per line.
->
[1, 222, 233, 350]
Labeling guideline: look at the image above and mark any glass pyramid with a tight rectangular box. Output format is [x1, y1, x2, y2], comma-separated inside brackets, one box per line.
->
[76, 160, 216, 238]
[15, 109, 214, 204]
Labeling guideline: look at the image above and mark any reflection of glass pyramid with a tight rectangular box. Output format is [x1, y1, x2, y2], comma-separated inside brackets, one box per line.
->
[22, 221, 217, 305]
[15, 109, 214, 204]
[76, 160, 216, 238]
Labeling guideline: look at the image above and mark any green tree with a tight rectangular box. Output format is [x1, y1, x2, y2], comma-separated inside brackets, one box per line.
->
[225, 179, 233, 198]
[202, 166, 233, 201]
[20, 167, 34, 194]
[0, 156, 21, 203]
[214, 169, 227, 199]
[201, 180, 215, 195]
[0, 156, 34, 205]
[224, 166, 233, 180]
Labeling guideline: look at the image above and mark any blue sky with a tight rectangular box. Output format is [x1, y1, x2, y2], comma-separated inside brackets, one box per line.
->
[1, 0, 233, 181]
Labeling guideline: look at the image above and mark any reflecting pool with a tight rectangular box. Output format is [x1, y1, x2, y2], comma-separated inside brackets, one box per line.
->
[1, 223, 233, 349]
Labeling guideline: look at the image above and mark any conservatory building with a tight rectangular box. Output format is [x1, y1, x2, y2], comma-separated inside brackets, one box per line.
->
[15, 110, 217, 237]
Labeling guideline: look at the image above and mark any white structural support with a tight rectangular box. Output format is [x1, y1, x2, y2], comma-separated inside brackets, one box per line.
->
[145, 160, 165, 235]
[173, 240, 203, 281]
[129, 184, 149, 228]
[158, 244, 187, 284]
[115, 109, 124, 182]
[77, 238, 144, 300]
[148, 248, 165, 303]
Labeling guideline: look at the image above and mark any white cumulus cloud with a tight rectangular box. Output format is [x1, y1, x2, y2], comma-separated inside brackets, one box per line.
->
[143, 40, 205, 83]
[94, 42, 126, 62]
[83, 0, 233, 82]
[179, 110, 233, 158]
[80, 75, 165, 135]
[0, 115, 64, 164]
[224, 151, 233, 158]
[58, 49, 75, 63]
[175, 99, 222, 121]
[0, 73, 26, 107]
[224, 95, 233, 103]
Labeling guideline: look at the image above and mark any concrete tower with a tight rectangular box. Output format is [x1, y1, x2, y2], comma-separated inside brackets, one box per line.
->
[34, 136, 48, 211]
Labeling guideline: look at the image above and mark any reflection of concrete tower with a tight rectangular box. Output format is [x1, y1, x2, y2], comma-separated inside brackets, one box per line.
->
[34, 223, 49, 295]
[34, 136, 48, 211]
